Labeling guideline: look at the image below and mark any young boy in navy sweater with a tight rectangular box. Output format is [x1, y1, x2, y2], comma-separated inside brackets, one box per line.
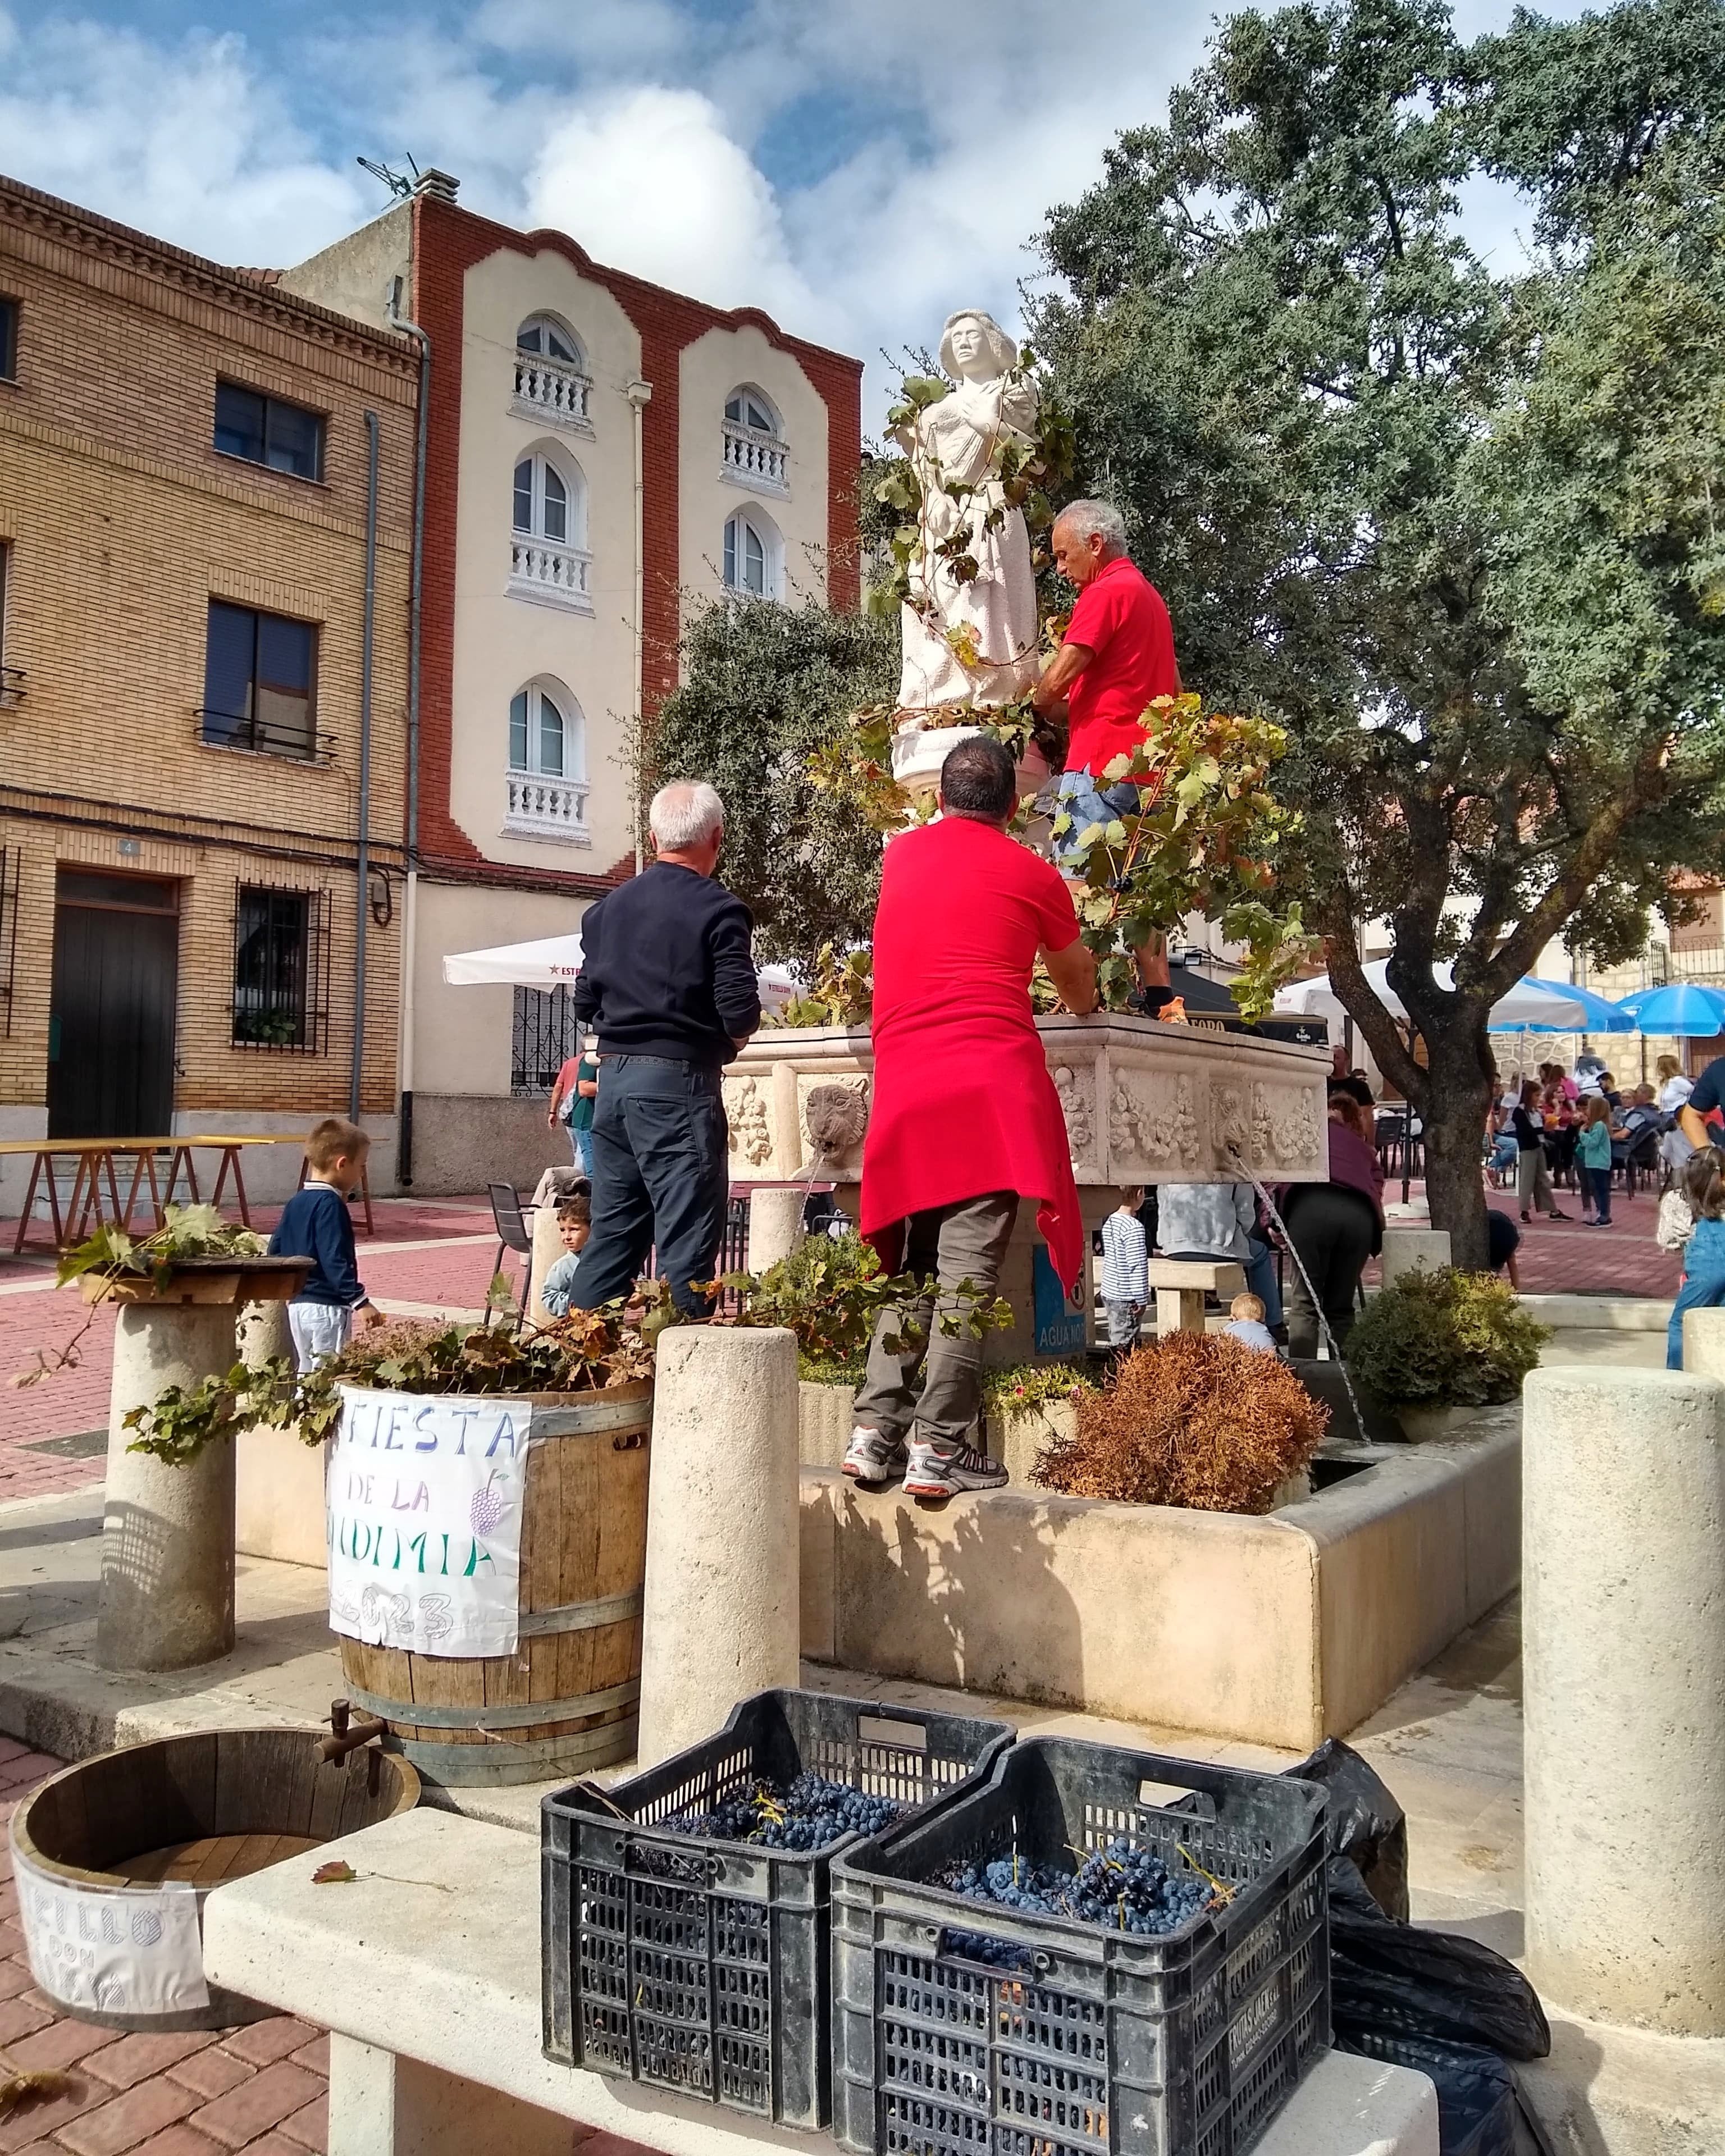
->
[268, 1117, 382, 1371]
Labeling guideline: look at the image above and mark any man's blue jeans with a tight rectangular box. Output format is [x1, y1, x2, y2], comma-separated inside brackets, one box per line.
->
[572, 1056, 729, 1317]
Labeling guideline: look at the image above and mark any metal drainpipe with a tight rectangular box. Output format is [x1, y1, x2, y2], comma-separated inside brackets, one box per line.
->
[627, 377, 652, 875]
[352, 410, 380, 1122]
[392, 307, 432, 1185]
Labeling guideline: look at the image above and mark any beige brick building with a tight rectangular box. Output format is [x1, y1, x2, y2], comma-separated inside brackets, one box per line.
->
[0, 175, 418, 1212]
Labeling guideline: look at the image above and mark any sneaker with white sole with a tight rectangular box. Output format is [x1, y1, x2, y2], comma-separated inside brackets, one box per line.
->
[842, 1428, 908, 1487]
[902, 1440, 1009, 1500]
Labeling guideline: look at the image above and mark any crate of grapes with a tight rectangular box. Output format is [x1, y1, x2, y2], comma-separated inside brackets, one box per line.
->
[829, 1737, 1329, 2156]
[541, 1687, 1014, 2128]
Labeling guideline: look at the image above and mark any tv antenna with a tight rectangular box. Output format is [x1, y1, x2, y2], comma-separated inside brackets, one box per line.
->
[357, 154, 421, 201]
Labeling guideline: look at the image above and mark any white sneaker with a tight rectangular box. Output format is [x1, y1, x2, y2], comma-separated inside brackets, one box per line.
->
[902, 1440, 1009, 1500]
[842, 1428, 908, 1487]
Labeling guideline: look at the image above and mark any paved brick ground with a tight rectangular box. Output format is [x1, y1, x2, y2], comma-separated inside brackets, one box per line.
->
[0, 1744, 329, 2156]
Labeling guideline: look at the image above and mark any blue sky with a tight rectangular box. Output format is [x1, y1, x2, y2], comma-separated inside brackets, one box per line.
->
[0, 0, 1581, 412]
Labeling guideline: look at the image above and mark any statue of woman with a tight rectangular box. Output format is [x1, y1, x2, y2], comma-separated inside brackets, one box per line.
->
[894, 310, 1041, 717]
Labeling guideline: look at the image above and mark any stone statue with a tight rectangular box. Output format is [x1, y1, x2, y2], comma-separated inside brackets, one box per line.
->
[894, 310, 1041, 718]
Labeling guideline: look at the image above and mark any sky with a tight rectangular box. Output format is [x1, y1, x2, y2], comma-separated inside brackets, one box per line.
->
[0, 0, 1585, 415]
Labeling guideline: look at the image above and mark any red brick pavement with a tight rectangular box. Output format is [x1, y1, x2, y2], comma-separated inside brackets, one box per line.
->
[0, 1744, 330, 2156]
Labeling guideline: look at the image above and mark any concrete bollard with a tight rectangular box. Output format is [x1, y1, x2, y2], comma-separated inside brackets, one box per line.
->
[526, 1203, 563, 1327]
[98, 1304, 239, 1671]
[1682, 1306, 1725, 1381]
[636, 1326, 800, 1769]
[1379, 1227, 1452, 1288]
[746, 1187, 804, 1275]
[1522, 1365, 1725, 2033]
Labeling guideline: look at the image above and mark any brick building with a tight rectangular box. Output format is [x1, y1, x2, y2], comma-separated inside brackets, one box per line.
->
[280, 171, 862, 1193]
[0, 173, 418, 1213]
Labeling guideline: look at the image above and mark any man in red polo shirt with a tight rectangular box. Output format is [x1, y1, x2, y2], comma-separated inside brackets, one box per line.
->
[845, 736, 1098, 1500]
[1032, 499, 1182, 1012]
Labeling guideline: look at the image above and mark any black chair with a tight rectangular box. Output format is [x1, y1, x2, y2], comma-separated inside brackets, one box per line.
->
[488, 1182, 535, 1317]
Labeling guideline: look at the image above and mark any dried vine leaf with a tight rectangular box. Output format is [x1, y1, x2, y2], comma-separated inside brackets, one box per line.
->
[0, 2069, 73, 2120]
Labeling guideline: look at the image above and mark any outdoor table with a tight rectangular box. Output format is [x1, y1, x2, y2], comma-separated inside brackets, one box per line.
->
[2, 1133, 370, 1254]
[202, 1807, 1440, 2156]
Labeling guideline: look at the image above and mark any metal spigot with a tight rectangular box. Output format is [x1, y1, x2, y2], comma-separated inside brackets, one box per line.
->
[317, 1696, 387, 1765]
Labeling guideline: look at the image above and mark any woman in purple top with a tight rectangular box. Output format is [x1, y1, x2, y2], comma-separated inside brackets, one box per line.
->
[1277, 1089, 1386, 1359]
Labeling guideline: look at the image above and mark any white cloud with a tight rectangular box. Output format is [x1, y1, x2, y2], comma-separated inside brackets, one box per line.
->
[527, 85, 824, 331]
[0, 11, 367, 266]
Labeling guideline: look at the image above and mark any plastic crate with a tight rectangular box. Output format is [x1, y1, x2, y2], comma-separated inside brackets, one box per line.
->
[541, 1688, 1014, 2128]
[829, 1738, 1329, 2156]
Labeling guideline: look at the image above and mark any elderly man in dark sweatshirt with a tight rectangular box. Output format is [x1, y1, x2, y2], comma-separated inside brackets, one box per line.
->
[569, 780, 760, 1317]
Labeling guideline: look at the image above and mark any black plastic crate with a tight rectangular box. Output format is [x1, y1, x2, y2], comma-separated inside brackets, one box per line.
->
[541, 1688, 1014, 2128]
[830, 1738, 1329, 2156]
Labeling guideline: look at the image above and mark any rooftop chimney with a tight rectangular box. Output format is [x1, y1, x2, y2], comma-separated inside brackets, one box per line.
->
[414, 170, 460, 203]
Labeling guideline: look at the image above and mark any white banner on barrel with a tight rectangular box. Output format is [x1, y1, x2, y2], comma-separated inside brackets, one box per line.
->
[327, 1387, 531, 1657]
[12, 1846, 209, 2017]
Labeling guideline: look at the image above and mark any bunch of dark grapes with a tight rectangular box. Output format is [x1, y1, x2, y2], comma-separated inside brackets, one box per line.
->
[937, 1838, 1219, 1938]
[665, 1772, 905, 1853]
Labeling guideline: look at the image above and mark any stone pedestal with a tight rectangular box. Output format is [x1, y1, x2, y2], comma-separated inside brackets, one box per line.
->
[1523, 1366, 1725, 2033]
[99, 1304, 239, 1671]
[745, 1187, 805, 1275]
[636, 1327, 800, 1769]
[1682, 1306, 1725, 1380]
[1379, 1227, 1452, 1288]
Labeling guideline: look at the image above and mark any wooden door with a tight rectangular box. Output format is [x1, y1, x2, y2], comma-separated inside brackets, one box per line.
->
[48, 871, 180, 1137]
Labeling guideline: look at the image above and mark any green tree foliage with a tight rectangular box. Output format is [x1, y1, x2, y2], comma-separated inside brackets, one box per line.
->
[645, 597, 897, 965]
[1032, 0, 1725, 1261]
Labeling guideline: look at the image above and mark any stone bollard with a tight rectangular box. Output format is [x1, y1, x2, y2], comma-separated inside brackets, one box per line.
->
[526, 1203, 563, 1327]
[746, 1187, 805, 1275]
[98, 1304, 239, 1671]
[1682, 1306, 1725, 1381]
[1378, 1227, 1452, 1288]
[1522, 1365, 1725, 2033]
[234, 1303, 326, 1570]
[636, 1326, 800, 1768]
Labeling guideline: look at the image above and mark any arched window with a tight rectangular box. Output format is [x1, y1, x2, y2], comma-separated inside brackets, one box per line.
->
[509, 682, 585, 780]
[514, 452, 574, 543]
[509, 447, 592, 610]
[724, 385, 778, 435]
[517, 315, 584, 369]
[724, 510, 774, 598]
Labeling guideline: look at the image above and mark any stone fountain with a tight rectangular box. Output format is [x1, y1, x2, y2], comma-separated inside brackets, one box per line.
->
[729, 303, 1329, 1349]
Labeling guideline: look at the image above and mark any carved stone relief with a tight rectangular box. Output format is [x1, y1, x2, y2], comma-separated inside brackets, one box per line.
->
[1252, 1081, 1322, 1170]
[1052, 1064, 1093, 1154]
[724, 1075, 773, 1166]
[796, 1072, 870, 1170]
[1109, 1070, 1203, 1169]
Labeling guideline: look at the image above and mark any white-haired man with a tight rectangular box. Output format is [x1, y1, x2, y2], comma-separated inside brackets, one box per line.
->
[569, 780, 759, 1315]
[1032, 500, 1182, 1012]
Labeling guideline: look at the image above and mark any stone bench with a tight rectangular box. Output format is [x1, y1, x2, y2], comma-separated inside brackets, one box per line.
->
[1147, 1256, 1245, 1335]
[202, 1807, 1438, 2156]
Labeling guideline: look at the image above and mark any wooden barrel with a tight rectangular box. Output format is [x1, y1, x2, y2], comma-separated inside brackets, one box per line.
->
[337, 1383, 651, 1786]
[11, 1728, 419, 2030]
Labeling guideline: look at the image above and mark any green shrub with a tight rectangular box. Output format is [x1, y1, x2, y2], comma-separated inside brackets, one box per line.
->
[1344, 1267, 1549, 1407]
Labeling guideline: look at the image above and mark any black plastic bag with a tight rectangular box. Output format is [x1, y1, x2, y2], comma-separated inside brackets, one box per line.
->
[1327, 1860, 1550, 2061]
[1335, 2030, 1550, 2156]
[1288, 1735, 1410, 1920]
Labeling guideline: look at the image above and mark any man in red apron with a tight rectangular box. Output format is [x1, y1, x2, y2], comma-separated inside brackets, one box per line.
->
[846, 737, 1098, 1499]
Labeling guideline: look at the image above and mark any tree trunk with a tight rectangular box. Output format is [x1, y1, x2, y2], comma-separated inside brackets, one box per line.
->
[1420, 1032, 1492, 1270]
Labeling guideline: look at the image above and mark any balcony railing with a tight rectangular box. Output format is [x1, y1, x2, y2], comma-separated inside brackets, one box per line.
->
[503, 770, 591, 843]
[513, 354, 594, 433]
[721, 420, 790, 495]
[508, 537, 595, 612]
[0, 664, 23, 709]
[195, 707, 333, 763]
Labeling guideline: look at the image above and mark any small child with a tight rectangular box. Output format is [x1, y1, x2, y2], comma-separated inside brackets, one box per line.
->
[1224, 1291, 1279, 1354]
[1666, 1147, 1725, 1369]
[268, 1117, 382, 1372]
[1099, 1186, 1148, 1348]
[539, 1193, 591, 1317]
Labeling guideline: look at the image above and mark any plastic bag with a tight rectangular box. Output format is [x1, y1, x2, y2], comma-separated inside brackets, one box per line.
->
[1287, 1736, 1410, 1920]
[1327, 1861, 1550, 2060]
[1335, 2030, 1549, 2156]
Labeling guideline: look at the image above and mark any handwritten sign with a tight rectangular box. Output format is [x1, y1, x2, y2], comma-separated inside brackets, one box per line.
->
[326, 1388, 530, 1657]
[13, 1844, 208, 2017]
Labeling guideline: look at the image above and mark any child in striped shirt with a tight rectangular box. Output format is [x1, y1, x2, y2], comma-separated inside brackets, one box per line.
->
[1100, 1187, 1148, 1348]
